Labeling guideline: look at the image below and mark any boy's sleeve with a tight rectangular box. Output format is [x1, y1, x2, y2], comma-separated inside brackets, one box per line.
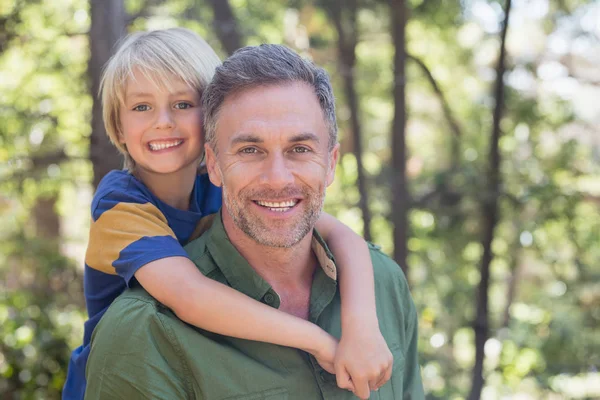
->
[85, 189, 188, 286]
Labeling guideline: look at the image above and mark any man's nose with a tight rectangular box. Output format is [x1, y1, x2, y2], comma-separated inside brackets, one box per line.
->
[154, 108, 174, 130]
[260, 153, 294, 187]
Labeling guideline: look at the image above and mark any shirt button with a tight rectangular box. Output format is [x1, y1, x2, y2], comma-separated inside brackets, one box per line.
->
[264, 293, 275, 304]
[319, 371, 327, 382]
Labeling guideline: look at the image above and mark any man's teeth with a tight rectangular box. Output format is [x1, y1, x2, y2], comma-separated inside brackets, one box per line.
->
[148, 140, 183, 151]
[256, 200, 298, 211]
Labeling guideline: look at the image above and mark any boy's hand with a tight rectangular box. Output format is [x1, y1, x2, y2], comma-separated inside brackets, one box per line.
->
[334, 324, 393, 399]
[311, 331, 338, 374]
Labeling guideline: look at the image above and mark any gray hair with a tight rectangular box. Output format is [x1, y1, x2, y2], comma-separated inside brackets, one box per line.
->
[202, 44, 337, 151]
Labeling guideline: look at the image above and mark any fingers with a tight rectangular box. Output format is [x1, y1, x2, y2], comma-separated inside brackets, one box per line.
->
[350, 374, 371, 400]
[373, 357, 393, 390]
[335, 366, 354, 392]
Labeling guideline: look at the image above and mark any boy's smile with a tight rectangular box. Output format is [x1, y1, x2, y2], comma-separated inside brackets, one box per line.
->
[118, 69, 203, 178]
[148, 138, 184, 151]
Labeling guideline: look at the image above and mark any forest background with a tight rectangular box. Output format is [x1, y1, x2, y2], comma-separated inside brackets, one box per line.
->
[1, 0, 599, 399]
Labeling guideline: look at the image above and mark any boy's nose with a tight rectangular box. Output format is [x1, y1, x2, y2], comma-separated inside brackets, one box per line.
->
[155, 109, 174, 129]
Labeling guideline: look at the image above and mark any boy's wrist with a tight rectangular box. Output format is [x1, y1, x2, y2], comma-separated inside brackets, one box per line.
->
[302, 325, 336, 357]
[341, 307, 379, 330]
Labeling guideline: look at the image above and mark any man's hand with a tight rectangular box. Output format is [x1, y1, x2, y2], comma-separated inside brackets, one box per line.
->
[334, 324, 393, 399]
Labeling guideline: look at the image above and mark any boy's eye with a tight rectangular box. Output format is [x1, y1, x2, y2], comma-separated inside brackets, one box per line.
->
[133, 104, 150, 112]
[174, 102, 193, 110]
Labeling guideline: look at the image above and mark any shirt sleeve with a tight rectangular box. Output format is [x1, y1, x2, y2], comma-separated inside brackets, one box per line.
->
[85, 295, 192, 400]
[403, 297, 425, 399]
[85, 187, 188, 286]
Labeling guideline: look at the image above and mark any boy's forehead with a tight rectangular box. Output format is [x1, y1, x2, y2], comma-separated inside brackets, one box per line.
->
[122, 68, 199, 99]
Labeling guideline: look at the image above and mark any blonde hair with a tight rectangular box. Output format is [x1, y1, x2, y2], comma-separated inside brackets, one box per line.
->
[100, 28, 221, 169]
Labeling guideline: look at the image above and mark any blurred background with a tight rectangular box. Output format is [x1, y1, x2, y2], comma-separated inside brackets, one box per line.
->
[1, 0, 599, 399]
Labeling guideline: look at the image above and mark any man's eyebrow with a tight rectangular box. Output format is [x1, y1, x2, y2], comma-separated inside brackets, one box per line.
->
[230, 132, 321, 146]
[230, 133, 263, 146]
[289, 132, 320, 144]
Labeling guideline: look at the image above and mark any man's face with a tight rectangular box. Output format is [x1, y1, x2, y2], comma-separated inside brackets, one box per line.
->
[206, 82, 339, 248]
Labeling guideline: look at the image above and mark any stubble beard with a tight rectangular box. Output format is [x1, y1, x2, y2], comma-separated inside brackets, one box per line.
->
[222, 183, 325, 248]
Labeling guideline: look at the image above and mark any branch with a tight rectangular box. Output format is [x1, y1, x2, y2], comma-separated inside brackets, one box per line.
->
[126, 0, 160, 25]
[407, 53, 463, 140]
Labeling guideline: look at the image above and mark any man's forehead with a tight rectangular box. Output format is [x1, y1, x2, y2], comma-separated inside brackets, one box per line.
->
[216, 83, 327, 137]
[220, 82, 319, 113]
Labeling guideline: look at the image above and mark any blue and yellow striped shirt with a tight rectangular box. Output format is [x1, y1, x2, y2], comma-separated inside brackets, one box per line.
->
[63, 170, 222, 400]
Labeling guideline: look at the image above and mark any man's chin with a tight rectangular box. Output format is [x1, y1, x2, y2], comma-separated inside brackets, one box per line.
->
[242, 224, 308, 248]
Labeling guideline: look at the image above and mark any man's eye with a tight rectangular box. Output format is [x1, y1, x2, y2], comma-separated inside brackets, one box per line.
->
[240, 147, 258, 154]
[292, 146, 310, 153]
[174, 102, 193, 110]
[133, 104, 150, 112]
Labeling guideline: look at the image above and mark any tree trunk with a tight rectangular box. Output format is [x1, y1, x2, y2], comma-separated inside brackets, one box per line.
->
[390, 0, 409, 275]
[468, 1, 512, 399]
[89, 0, 126, 190]
[327, 0, 372, 241]
[502, 251, 520, 329]
[33, 196, 60, 239]
[205, 0, 243, 55]
[30, 139, 64, 250]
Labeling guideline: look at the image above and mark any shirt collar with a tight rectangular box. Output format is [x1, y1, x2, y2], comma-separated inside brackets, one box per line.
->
[203, 211, 338, 304]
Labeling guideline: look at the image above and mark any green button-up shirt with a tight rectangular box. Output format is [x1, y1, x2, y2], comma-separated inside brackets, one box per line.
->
[85, 213, 424, 399]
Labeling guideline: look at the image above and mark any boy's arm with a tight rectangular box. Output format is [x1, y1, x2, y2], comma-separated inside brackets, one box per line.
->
[315, 212, 393, 400]
[135, 257, 337, 372]
[86, 186, 337, 372]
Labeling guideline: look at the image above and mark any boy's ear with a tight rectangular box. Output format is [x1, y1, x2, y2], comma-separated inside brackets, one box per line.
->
[326, 143, 340, 187]
[204, 143, 223, 187]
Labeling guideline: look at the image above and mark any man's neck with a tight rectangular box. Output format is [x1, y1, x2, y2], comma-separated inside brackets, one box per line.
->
[134, 163, 197, 210]
[221, 208, 316, 317]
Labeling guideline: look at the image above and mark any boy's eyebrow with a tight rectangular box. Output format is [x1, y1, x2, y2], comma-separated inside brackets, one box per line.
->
[126, 89, 197, 99]
[126, 92, 153, 99]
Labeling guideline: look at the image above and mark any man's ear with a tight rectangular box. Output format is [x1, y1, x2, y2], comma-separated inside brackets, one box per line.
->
[204, 143, 223, 187]
[326, 143, 340, 187]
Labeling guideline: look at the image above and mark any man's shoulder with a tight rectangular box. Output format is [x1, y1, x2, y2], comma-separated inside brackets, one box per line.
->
[367, 242, 411, 295]
[90, 287, 170, 349]
[100, 287, 162, 325]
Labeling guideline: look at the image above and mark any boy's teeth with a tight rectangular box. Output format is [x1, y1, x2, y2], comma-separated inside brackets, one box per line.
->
[149, 139, 183, 151]
[256, 200, 297, 209]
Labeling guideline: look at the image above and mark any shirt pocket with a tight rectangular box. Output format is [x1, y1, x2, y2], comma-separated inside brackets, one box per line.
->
[222, 387, 288, 400]
[371, 345, 405, 400]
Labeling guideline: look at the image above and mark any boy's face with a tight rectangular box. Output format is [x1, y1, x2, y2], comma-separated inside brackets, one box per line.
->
[119, 69, 203, 177]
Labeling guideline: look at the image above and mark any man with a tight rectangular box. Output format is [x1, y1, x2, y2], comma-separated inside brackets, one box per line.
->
[85, 44, 424, 400]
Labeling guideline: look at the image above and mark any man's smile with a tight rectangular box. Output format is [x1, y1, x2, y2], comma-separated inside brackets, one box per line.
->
[253, 199, 300, 212]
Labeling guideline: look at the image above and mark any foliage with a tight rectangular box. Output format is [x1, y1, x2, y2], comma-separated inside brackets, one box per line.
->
[1, 0, 599, 398]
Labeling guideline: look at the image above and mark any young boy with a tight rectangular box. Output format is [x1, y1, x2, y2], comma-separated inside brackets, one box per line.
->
[64, 28, 392, 400]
